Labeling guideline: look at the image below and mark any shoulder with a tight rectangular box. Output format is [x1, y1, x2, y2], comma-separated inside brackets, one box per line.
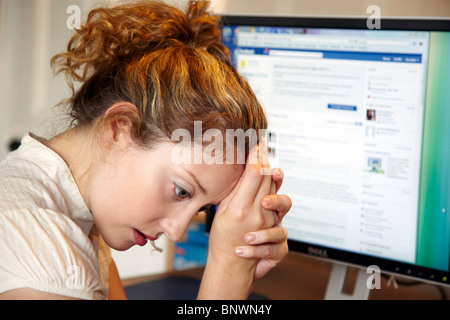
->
[0, 136, 63, 212]
[0, 208, 107, 300]
[0, 133, 94, 233]
[0, 135, 105, 299]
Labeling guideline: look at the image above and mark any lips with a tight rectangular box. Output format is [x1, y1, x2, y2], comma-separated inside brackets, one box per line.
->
[133, 229, 158, 246]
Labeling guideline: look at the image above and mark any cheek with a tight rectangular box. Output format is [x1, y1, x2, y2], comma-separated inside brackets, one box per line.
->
[89, 167, 161, 226]
[90, 180, 169, 250]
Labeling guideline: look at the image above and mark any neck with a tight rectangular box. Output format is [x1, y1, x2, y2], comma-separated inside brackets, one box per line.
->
[42, 127, 95, 211]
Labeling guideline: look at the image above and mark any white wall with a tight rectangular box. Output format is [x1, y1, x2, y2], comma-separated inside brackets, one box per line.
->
[0, 0, 80, 159]
[0, 0, 449, 280]
[221, 0, 450, 17]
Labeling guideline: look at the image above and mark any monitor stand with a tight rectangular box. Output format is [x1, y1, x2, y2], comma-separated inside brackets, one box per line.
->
[324, 263, 372, 300]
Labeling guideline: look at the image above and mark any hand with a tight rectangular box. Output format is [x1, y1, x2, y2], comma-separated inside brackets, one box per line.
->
[198, 140, 291, 299]
[235, 168, 291, 280]
[207, 140, 276, 266]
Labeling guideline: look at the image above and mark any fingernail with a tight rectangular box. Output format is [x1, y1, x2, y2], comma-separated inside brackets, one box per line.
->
[245, 233, 256, 243]
[235, 247, 245, 256]
[263, 197, 271, 207]
[277, 169, 283, 178]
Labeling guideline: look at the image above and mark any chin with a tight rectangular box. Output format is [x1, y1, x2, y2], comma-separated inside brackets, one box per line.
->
[111, 244, 133, 251]
[103, 236, 133, 251]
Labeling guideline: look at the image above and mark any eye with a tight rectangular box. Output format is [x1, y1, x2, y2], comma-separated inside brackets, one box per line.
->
[175, 185, 191, 199]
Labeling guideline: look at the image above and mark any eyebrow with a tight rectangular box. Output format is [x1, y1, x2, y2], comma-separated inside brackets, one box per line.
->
[182, 168, 207, 195]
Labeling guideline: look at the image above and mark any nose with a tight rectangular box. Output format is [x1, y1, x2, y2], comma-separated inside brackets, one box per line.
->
[159, 212, 194, 242]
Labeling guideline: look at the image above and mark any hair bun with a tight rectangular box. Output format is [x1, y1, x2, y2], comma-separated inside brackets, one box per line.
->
[184, 1, 221, 47]
[51, 1, 222, 90]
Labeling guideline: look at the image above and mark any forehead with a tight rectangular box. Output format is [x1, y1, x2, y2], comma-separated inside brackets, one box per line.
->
[181, 161, 244, 203]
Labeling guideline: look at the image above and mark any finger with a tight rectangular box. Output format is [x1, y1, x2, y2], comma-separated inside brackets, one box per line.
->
[258, 137, 272, 176]
[271, 168, 284, 193]
[254, 258, 280, 280]
[261, 194, 292, 221]
[237, 241, 289, 280]
[243, 224, 288, 245]
[270, 180, 276, 195]
[254, 138, 273, 201]
[235, 241, 285, 259]
[254, 251, 288, 280]
[232, 143, 265, 204]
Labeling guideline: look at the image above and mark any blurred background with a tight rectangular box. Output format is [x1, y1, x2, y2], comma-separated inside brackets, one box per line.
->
[1, 0, 449, 281]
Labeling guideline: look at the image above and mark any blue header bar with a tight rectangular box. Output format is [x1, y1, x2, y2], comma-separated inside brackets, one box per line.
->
[237, 47, 422, 64]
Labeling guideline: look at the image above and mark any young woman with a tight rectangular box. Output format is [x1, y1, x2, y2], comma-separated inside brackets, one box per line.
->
[0, 1, 291, 300]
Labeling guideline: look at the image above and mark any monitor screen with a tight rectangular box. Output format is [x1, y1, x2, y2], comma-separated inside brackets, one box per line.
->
[221, 16, 450, 287]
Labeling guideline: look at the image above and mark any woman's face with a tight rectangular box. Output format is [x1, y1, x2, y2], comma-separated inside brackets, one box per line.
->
[88, 141, 244, 251]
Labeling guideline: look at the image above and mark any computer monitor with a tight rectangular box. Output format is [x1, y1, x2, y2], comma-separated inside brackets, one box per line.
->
[220, 14, 450, 299]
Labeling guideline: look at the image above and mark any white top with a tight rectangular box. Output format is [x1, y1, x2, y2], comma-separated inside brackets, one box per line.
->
[0, 134, 109, 299]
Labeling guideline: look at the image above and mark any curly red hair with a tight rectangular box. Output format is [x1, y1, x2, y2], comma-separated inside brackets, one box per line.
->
[51, 1, 266, 154]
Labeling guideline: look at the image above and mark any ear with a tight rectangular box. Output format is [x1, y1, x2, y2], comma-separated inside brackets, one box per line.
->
[99, 102, 140, 150]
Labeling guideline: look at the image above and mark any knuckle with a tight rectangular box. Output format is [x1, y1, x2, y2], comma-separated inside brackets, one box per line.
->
[274, 226, 288, 243]
[265, 244, 275, 257]
[252, 214, 264, 229]
[258, 210, 275, 229]
[286, 195, 293, 209]
[230, 203, 250, 222]
[235, 209, 247, 223]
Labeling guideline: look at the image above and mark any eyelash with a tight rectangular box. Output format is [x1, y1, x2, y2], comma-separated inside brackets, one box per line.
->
[174, 184, 191, 199]
[174, 184, 210, 214]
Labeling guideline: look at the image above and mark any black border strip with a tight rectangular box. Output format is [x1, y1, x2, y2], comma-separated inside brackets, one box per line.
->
[221, 16, 450, 31]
